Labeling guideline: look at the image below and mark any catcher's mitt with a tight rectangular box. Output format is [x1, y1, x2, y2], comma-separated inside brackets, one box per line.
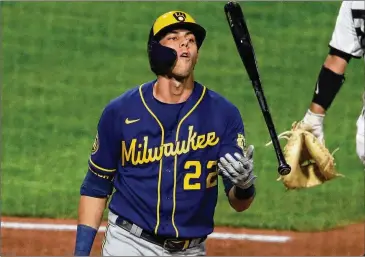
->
[266, 121, 344, 189]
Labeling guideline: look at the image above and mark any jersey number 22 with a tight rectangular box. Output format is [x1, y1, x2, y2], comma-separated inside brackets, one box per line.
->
[183, 160, 218, 190]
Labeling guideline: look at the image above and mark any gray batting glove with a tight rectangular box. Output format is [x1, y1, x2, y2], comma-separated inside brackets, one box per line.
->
[218, 145, 257, 190]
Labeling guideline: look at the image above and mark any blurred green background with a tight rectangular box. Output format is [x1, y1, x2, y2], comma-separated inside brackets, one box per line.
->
[2, 1, 364, 232]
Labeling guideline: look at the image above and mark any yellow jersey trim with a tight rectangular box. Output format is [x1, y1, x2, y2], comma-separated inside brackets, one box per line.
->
[89, 158, 116, 172]
[139, 83, 165, 235]
[172, 85, 207, 238]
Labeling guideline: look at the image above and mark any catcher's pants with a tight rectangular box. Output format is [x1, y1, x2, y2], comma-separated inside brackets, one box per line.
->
[101, 211, 206, 256]
[356, 107, 365, 166]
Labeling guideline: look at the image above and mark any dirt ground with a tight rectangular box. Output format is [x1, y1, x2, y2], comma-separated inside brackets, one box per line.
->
[1, 216, 364, 256]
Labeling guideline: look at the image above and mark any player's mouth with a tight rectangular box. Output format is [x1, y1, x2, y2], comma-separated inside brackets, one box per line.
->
[180, 52, 190, 58]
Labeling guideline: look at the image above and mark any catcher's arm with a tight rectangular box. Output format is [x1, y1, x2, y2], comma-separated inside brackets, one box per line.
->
[309, 50, 349, 116]
[310, 0, 360, 115]
[302, 2, 358, 141]
[301, 48, 350, 144]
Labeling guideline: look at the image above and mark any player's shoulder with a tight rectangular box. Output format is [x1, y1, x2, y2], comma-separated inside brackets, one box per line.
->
[104, 80, 154, 111]
[199, 82, 243, 121]
[202, 84, 241, 113]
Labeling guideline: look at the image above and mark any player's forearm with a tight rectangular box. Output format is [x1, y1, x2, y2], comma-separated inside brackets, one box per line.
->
[74, 195, 108, 256]
[77, 195, 108, 229]
[309, 53, 348, 114]
[228, 185, 255, 212]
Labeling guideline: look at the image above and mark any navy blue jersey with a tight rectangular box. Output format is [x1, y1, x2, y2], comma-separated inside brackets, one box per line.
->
[87, 80, 246, 238]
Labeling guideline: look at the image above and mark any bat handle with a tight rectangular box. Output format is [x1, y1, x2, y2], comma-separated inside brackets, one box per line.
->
[278, 161, 291, 176]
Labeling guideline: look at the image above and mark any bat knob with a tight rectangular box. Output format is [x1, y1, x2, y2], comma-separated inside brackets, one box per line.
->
[278, 163, 291, 176]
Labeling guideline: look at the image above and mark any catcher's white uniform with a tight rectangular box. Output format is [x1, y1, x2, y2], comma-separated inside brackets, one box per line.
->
[329, 1, 365, 164]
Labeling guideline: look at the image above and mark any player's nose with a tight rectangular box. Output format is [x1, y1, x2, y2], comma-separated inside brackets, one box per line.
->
[179, 39, 190, 48]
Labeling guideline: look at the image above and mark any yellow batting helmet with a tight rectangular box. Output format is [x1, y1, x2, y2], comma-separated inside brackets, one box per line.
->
[147, 10, 207, 75]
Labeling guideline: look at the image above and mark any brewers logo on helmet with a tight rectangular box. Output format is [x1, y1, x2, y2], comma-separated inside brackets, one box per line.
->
[147, 11, 206, 75]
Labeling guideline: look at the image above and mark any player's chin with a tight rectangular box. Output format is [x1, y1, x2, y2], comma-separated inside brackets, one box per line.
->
[171, 67, 193, 80]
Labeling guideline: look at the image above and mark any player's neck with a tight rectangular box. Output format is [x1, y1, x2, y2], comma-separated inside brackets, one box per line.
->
[153, 75, 194, 104]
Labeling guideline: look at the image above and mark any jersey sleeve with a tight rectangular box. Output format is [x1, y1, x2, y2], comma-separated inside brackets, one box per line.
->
[88, 104, 120, 180]
[218, 106, 246, 195]
[329, 1, 363, 58]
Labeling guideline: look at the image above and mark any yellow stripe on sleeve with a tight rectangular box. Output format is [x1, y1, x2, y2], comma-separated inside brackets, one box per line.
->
[89, 158, 116, 173]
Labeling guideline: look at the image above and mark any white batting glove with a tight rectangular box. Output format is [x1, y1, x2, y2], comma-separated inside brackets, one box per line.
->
[218, 145, 257, 190]
[300, 109, 325, 144]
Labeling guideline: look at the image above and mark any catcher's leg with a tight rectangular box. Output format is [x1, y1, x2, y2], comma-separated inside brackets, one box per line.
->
[355, 107, 365, 166]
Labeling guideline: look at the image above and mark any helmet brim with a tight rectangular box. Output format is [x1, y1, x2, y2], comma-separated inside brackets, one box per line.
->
[153, 22, 206, 48]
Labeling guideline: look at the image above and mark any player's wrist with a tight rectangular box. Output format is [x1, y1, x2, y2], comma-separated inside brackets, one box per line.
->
[303, 109, 325, 126]
[234, 184, 256, 200]
[74, 224, 98, 256]
[309, 103, 326, 116]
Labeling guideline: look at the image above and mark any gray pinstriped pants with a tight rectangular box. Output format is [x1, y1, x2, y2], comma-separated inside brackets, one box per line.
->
[101, 211, 206, 256]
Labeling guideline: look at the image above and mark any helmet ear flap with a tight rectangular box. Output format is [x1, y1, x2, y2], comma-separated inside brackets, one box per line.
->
[147, 28, 177, 75]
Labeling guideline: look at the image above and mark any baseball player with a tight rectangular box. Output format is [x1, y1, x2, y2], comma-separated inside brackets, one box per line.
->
[73, 10, 257, 256]
[298, 1, 365, 166]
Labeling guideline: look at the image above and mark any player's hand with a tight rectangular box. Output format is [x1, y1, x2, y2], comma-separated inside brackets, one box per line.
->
[300, 109, 325, 144]
[218, 145, 257, 190]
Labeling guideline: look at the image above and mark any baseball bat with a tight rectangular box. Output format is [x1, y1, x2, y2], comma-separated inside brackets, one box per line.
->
[224, 1, 291, 176]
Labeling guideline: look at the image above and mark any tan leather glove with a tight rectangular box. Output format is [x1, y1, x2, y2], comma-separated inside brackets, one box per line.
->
[266, 122, 344, 189]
